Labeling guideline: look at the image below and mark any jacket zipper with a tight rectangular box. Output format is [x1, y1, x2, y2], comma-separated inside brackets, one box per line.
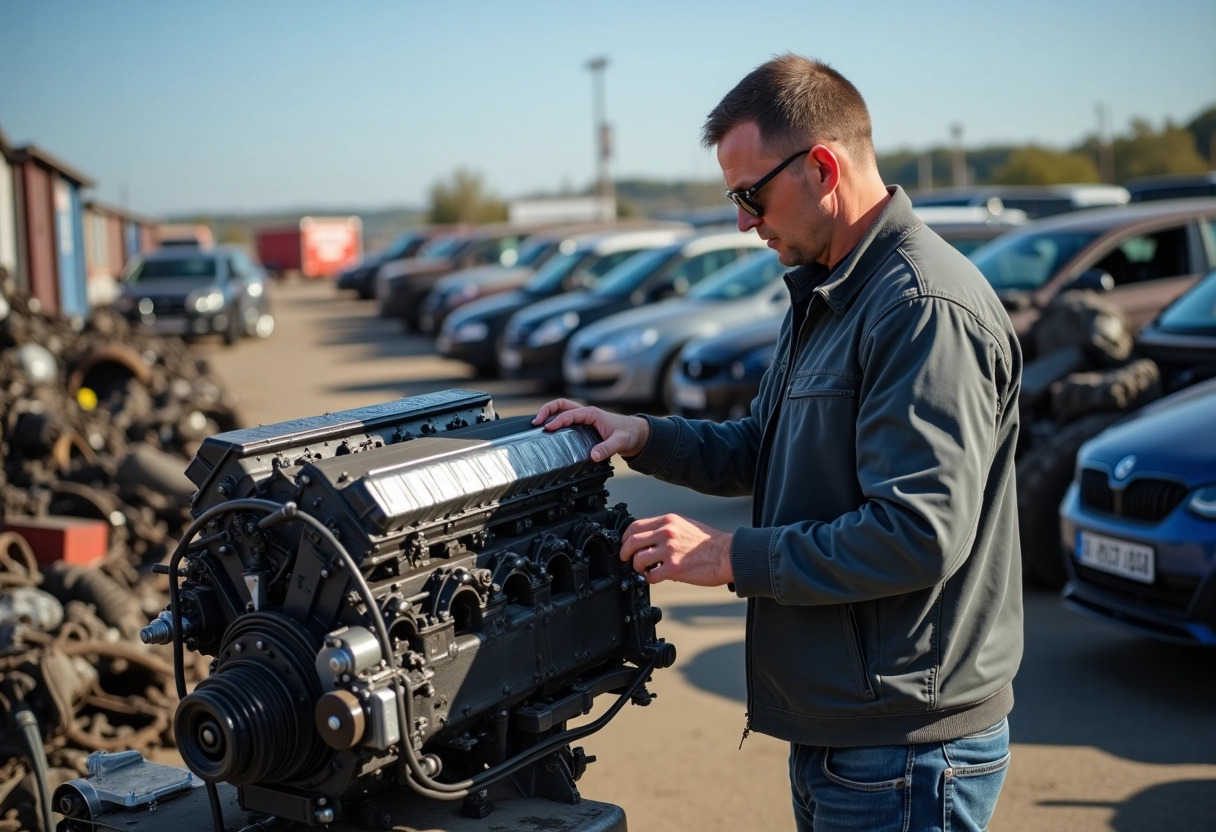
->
[739, 713, 751, 749]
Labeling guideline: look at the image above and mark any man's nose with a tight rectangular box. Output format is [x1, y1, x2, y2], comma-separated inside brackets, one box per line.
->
[737, 209, 761, 232]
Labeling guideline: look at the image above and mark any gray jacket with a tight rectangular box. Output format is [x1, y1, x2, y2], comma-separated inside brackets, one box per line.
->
[630, 186, 1023, 747]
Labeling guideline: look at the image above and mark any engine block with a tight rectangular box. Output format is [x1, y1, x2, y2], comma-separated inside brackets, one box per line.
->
[137, 391, 674, 827]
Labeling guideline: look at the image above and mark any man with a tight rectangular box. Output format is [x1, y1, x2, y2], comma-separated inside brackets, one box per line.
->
[535, 53, 1022, 831]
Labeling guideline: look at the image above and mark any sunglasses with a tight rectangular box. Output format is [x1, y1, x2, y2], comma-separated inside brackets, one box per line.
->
[725, 149, 811, 217]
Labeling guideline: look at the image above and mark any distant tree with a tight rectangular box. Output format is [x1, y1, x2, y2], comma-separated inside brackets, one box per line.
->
[1186, 105, 1216, 163]
[1114, 118, 1209, 181]
[990, 145, 1099, 185]
[428, 169, 507, 224]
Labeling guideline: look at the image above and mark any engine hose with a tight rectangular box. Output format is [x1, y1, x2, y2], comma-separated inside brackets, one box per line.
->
[15, 706, 54, 832]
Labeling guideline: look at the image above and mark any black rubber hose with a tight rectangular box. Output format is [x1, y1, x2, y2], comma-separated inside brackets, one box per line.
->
[15, 706, 54, 832]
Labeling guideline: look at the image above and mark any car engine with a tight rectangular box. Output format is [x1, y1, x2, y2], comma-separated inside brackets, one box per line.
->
[54, 390, 673, 829]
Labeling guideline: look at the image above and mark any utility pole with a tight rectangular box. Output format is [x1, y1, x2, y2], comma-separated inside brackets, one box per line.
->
[1095, 103, 1115, 183]
[950, 124, 967, 188]
[585, 56, 614, 221]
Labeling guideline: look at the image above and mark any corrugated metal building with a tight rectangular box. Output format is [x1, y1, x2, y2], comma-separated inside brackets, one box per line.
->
[9, 143, 95, 317]
[83, 199, 158, 306]
[0, 127, 18, 282]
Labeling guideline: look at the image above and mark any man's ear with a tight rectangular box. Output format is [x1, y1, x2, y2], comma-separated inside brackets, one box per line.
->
[808, 145, 840, 192]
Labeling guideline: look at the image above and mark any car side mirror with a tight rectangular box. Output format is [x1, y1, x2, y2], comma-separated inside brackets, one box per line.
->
[1067, 268, 1115, 293]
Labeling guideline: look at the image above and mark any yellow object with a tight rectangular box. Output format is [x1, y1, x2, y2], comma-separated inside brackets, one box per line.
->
[76, 387, 98, 411]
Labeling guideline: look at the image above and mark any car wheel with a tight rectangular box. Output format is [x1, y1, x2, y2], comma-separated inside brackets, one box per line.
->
[223, 307, 243, 346]
[1015, 411, 1124, 589]
[658, 352, 684, 415]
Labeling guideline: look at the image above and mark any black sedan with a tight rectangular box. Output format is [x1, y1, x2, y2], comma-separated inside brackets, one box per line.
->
[667, 316, 783, 421]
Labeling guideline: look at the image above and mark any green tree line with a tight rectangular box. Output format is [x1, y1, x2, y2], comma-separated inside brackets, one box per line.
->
[427, 106, 1214, 222]
[878, 105, 1215, 188]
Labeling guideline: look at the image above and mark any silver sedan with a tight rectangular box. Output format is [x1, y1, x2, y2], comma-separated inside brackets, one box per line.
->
[563, 250, 787, 410]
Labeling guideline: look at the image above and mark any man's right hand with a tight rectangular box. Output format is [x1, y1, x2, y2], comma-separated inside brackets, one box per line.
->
[533, 399, 651, 463]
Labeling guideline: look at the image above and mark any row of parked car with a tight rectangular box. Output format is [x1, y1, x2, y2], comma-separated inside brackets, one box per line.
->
[336, 181, 1216, 650]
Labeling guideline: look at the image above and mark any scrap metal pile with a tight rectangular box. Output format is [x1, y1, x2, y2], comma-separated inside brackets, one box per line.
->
[0, 271, 243, 832]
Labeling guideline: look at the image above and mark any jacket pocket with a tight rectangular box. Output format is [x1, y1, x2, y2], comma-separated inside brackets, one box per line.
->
[786, 372, 858, 400]
[842, 604, 877, 701]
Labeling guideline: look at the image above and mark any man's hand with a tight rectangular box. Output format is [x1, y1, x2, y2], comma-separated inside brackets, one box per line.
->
[621, 514, 735, 586]
[533, 398, 650, 462]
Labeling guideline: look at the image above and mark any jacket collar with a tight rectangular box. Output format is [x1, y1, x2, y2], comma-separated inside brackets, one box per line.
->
[784, 185, 922, 313]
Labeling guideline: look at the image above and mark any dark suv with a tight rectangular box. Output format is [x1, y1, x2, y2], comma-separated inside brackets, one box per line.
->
[115, 245, 274, 344]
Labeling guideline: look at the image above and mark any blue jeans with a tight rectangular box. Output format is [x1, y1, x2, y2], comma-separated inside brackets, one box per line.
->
[788, 718, 1010, 832]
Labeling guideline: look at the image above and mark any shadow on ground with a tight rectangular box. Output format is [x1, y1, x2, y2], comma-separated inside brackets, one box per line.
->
[1039, 778, 1216, 832]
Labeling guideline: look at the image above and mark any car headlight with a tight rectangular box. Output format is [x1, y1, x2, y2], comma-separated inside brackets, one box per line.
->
[188, 289, 225, 314]
[1187, 485, 1216, 519]
[451, 321, 489, 343]
[247, 281, 264, 298]
[590, 327, 659, 362]
[528, 312, 579, 348]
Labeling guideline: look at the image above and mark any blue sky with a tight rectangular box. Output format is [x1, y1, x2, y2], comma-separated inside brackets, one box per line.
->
[2, 0, 1213, 217]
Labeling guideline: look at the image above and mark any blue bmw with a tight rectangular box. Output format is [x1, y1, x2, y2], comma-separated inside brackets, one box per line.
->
[1059, 375, 1216, 645]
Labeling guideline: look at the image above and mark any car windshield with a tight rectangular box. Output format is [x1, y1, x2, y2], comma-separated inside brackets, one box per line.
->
[1155, 270, 1216, 332]
[970, 230, 1100, 290]
[419, 237, 466, 260]
[591, 248, 675, 297]
[515, 238, 553, 268]
[383, 232, 422, 259]
[126, 256, 218, 281]
[524, 249, 586, 293]
[689, 250, 784, 300]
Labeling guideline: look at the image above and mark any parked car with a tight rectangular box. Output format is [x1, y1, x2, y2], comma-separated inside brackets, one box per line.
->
[376, 226, 533, 330]
[1126, 172, 1216, 203]
[969, 197, 1216, 352]
[416, 221, 681, 334]
[1058, 374, 1216, 646]
[911, 205, 1029, 256]
[1136, 266, 1216, 387]
[499, 230, 767, 385]
[336, 227, 439, 299]
[436, 227, 691, 376]
[911, 184, 1130, 218]
[668, 316, 785, 421]
[563, 249, 787, 410]
[114, 245, 273, 344]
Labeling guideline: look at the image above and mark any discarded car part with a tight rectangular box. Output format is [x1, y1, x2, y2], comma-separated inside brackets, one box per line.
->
[152, 392, 673, 827]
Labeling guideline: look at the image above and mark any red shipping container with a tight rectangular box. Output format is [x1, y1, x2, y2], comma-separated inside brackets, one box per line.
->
[3, 516, 109, 566]
[254, 216, 363, 279]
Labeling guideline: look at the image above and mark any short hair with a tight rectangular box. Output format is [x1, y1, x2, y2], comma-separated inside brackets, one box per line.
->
[702, 53, 875, 162]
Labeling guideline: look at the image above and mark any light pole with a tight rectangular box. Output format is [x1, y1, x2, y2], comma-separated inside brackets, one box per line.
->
[585, 56, 614, 220]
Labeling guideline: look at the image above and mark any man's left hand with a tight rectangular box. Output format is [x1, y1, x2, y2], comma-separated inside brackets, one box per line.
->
[621, 514, 734, 586]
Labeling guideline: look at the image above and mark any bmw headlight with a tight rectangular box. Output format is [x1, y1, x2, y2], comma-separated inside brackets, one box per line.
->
[528, 311, 580, 348]
[590, 327, 659, 362]
[1187, 486, 1216, 519]
[451, 321, 489, 343]
[188, 289, 225, 314]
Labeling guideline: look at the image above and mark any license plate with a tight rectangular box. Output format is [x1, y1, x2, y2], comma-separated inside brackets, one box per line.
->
[673, 384, 707, 411]
[1076, 530, 1155, 584]
[500, 348, 522, 371]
